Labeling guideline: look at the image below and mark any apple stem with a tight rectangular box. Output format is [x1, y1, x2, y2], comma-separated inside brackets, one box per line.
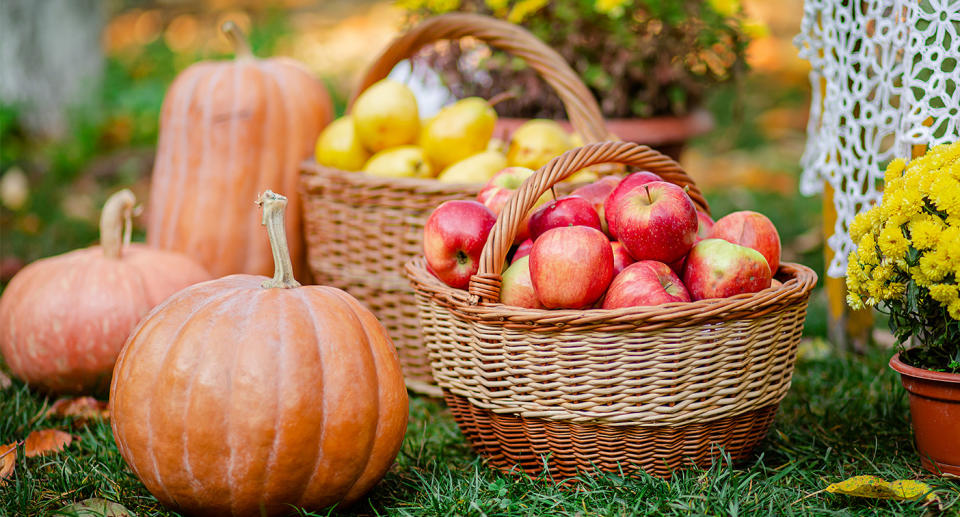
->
[550, 186, 558, 201]
[257, 190, 301, 289]
[100, 189, 137, 259]
[644, 185, 652, 204]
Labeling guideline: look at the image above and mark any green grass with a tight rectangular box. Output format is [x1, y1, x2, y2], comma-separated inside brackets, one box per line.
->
[2, 346, 957, 516]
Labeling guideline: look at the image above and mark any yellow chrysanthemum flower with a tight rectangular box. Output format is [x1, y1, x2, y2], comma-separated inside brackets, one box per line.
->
[595, 0, 629, 16]
[507, 0, 547, 22]
[877, 223, 909, 261]
[908, 214, 943, 250]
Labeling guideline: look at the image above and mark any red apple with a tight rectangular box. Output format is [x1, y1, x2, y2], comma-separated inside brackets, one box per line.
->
[603, 171, 661, 238]
[528, 195, 603, 241]
[708, 210, 781, 274]
[571, 175, 621, 235]
[499, 256, 544, 309]
[696, 211, 714, 242]
[610, 241, 635, 276]
[605, 181, 698, 264]
[513, 238, 534, 262]
[602, 260, 691, 309]
[423, 200, 497, 289]
[682, 238, 772, 300]
[477, 166, 547, 243]
[667, 255, 686, 277]
[529, 226, 613, 309]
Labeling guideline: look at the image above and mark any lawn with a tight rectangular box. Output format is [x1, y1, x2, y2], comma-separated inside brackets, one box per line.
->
[2, 344, 957, 516]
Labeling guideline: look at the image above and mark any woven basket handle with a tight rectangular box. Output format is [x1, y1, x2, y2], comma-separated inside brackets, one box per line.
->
[469, 141, 709, 303]
[352, 13, 609, 144]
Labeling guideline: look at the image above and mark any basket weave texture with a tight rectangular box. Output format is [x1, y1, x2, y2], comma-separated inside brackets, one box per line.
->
[405, 141, 817, 478]
[300, 13, 610, 396]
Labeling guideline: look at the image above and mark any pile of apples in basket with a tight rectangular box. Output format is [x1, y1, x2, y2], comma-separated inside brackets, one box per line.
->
[425, 168, 782, 309]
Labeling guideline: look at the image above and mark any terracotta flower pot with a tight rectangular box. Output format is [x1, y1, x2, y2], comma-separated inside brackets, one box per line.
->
[495, 110, 714, 161]
[889, 353, 960, 477]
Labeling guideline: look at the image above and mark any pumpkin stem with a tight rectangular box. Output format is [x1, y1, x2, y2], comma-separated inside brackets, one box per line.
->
[257, 190, 301, 289]
[221, 21, 253, 59]
[101, 189, 136, 259]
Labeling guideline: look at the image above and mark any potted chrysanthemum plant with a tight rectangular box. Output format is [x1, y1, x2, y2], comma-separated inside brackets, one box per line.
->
[846, 140, 960, 477]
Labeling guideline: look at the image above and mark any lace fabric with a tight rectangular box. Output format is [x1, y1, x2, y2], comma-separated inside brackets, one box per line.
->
[796, 0, 960, 277]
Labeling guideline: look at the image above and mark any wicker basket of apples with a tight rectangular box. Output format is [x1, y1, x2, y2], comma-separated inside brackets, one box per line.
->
[405, 141, 817, 479]
[300, 13, 610, 396]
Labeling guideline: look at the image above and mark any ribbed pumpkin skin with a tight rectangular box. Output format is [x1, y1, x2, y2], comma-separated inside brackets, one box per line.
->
[147, 57, 332, 279]
[0, 245, 211, 394]
[110, 275, 408, 516]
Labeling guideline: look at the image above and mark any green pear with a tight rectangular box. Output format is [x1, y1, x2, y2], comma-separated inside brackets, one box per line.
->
[314, 116, 370, 171]
[506, 119, 573, 170]
[363, 146, 433, 179]
[421, 97, 497, 170]
[352, 80, 420, 153]
[437, 151, 507, 183]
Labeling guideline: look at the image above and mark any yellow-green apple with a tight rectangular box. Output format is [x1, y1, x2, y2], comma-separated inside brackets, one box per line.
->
[708, 210, 781, 274]
[571, 175, 621, 235]
[603, 171, 661, 238]
[530, 226, 613, 309]
[499, 256, 544, 309]
[424, 200, 496, 289]
[476, 166, 546, 243]
[610, 241, 635, 276]
[606, 181, 698, 263]
[528, 196, 602, 241]
[602, 260, 691, 309]
[682, 238, 772, 300]
[696, 211, 714, 241]
[513, 238, 533, 262]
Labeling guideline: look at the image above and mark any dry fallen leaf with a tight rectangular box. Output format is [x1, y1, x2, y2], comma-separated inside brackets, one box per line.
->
[0, 442, 16, 485]
[0, 370, 11, 390]
[24, 429, 73, 458]
[825, 475, 939, 504]
[46, 396, 109, 424]
[54, 498, 135, 516]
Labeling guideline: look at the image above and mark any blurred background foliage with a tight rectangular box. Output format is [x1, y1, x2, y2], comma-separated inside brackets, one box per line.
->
[0, 0, 822, 331]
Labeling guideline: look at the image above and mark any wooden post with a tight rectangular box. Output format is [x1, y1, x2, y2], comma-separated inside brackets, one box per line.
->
[823, 183, 873, 350]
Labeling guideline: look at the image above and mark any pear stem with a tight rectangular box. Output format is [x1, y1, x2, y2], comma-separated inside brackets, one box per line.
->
[100, 189, 136, 259]
[257, 190, 301, 289]
[222, 21, 253, 59]
[487, 91, 517, 108]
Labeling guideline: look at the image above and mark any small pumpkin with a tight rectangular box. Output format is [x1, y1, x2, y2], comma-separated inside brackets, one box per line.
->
[110, 191, 408, 516]
[0, 190, 211, 394]
[147, 22, 333, 279]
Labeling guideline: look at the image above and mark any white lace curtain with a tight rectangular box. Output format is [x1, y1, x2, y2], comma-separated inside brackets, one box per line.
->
[796, 0, 960, 277]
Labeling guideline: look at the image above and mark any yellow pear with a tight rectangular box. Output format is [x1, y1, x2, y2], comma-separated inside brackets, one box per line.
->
[352, 80, 420, 153]
[437, 151, 508, 183]
[421, 97, 497, 170]
[506, 119, 573, 170]
[314, 116, 370, 171]
[487, 137, 506, 154]
[363, 146, 433, 179]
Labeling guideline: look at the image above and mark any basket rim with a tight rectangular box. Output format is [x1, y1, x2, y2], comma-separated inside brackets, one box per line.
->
[405, 255, 817, 331]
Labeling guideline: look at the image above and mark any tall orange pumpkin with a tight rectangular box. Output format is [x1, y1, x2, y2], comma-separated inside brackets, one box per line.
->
[147, 23, 332, 279]
[111, 191, 408, 516]
[0, 190, 211, 394]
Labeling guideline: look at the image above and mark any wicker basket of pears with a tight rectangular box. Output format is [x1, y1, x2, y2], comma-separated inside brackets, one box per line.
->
[300, 13, 610, 396]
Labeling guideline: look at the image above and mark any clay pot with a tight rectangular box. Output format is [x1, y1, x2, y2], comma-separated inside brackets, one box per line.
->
[889, 353, 960, 477]
[495, 110, 714, 161]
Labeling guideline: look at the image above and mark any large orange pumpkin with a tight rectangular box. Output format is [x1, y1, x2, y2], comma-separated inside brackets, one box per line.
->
[110, 191, 408, 516]
[147, 22, 333, 279]
[0, 190, 211, 394]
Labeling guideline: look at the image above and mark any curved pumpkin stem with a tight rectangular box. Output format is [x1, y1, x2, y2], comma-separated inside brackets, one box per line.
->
[101, 189, 136, 259]
[221, 21, 253, 59]
[257, 190, 301, 289]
